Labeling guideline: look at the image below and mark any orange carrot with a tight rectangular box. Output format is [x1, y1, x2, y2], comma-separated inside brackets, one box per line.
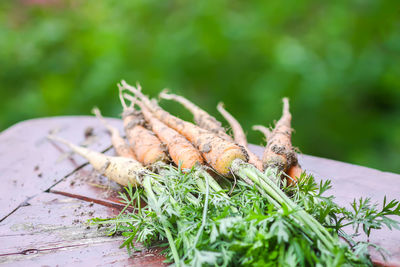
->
[92, 107, 136, 159]
[48, 135, 144, 187]
[118, 87, 168, 166]
[262, 98, 301, 181]
[287, 164, 302, 181]
[134, 98, 204, 170]
[253, 124, 303, 181]
[217, 102, 263, 171]
[121, 81, 247, 176]
[159, 91, 233, 142]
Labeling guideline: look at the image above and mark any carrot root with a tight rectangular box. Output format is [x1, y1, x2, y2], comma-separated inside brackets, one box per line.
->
[159, 90, 233, 142]
[48, 135, 144, 187]
[121, 82, 247, 176]
[136, 99, 204, 170]
[217, 102, 263, 171]
[118, 85, 168, 166]
[262, 98, 300, 182]
[252, 125, 271, 141]
[92, 107, 136, 159]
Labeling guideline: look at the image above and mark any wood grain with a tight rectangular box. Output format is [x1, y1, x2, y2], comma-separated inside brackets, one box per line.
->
[0, 116, 123, 221]
[51, 163, 126, 209]
[0, 193, 167, 266]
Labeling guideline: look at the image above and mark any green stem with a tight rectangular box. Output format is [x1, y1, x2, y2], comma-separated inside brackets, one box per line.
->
[195, 175, 207, 192]
[163, 224, 180, 265]
[186, 193, 201, 206]
[154, 168, 201, 207]
[193, 170, 210, 248]
[151, 180, 181, 210]
[195, 168, 224, 193]
[232, 160, 336, 251]
[199, 169, 238, 213]
[200, 170, 223, 192]
[255, 168, 336, 244]
[142, 176, 180, 266]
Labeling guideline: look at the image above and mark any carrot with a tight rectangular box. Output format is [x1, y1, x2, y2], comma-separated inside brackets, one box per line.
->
[262, 98, 301, 181]
[124, 94, 243, 203]
[253, 124, 302, 180]
[121, 81, 247, 176]
[48, 134, 183, 265]
[92, 107, 136, 159]
[159, 90, 233, 142]
[252, 125, 271, 142]
[287, 164, 302, 181]
[217, 102, 263, 171]
[118, 87, 168, 166]
[47, 135, 144, 187]
[134, 98, 204, 170]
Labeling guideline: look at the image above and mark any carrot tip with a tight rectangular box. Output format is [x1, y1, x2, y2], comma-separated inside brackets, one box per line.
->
[159, 89, 171, 100]
[123, 93, 137, 105]
[91, 106, 101, 116]
[136, 82, 142, 92]
[118, 86, 128, 110]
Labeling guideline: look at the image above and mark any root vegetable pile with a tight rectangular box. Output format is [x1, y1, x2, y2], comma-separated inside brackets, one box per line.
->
[127, 94, 204, 170]
[47, 80, 400, 267]
[121, 81, 247, 177]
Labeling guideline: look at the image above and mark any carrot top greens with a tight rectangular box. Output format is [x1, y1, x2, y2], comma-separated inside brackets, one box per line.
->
[91, 164, 400, 266]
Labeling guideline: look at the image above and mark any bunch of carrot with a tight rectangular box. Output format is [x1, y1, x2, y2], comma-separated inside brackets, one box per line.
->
[47, 80, 359, 265]
[117, 82, 341, 252]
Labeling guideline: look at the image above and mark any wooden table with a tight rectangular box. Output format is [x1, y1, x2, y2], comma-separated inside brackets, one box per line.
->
[0, 116, 399, 266]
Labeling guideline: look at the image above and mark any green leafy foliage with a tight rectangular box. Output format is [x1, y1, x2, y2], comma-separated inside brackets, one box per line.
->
[90, 165, 400, 266]
[1, 0, 400, 172]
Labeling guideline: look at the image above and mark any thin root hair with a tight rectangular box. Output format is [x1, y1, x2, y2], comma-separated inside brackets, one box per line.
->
[118, 84, 128, 110]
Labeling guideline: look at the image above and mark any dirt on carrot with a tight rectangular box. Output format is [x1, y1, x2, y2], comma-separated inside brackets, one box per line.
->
[121, 81, 248, 176]
[118, 87, 169, 166]
[135, 98, 204, 170]
[262, 98, 301, 181]
[159, 91, 233, 142]
[217, 102, 263, 171]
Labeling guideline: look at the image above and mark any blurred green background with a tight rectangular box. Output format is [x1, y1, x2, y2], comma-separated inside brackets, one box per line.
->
[1, 0, 399, 173]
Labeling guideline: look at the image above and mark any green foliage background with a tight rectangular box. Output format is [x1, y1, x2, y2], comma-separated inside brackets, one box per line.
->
[1, 0, 399, 173]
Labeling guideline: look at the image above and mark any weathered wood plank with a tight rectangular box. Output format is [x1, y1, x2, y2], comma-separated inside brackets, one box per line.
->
[0, 241, 166, 267]
[51, 164, 126, 209]
[0, 117, 399, 266]
[0, 193, 167, 266]
[0, 116, 122, 221]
